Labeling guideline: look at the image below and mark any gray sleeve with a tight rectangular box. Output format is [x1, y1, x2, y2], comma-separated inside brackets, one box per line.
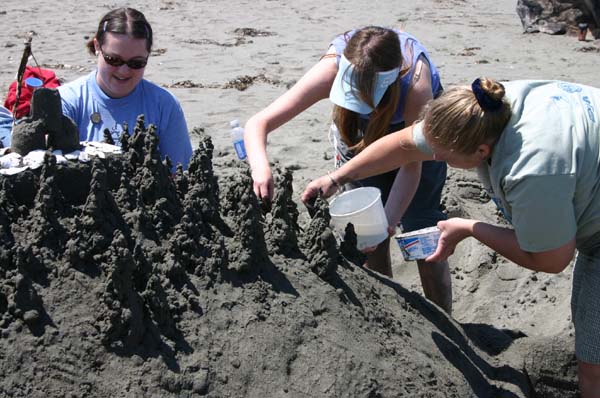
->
[411, 121, 433, 156]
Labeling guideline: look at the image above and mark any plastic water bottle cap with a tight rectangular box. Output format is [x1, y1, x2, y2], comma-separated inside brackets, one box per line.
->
[230, 119, 240, 128]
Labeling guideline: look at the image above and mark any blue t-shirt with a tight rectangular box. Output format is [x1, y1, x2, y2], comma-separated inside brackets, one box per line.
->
[330, 29, 442, 125]
[58, 71, 193, 171]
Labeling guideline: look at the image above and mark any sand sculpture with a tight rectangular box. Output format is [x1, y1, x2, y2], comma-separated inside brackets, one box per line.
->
[0, 98, 581, 396]
[10, 88, 79, 156]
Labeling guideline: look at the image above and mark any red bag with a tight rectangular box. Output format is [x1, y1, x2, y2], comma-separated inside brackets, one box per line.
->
[3, 66, 61, 119]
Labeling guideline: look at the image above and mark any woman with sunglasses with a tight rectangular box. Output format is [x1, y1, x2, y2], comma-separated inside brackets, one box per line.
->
[302, 77, 600, 396]
[58, 7, 192, 171]
[244, 26, 452, 314]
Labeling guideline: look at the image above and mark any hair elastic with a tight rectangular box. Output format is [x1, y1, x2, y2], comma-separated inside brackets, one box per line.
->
[103, 20, 108, 32]
[471, 78, 503, 111]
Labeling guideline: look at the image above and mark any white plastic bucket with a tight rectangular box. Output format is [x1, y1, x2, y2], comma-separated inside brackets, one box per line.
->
[329, 187, 388, 250]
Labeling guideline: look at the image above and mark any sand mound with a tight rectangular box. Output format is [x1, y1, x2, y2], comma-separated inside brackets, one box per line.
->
[0, 118, 579, 397]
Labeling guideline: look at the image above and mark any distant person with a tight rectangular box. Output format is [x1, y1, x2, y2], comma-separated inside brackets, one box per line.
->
[58, 7, 192, 171]
[244, 26, 451, 313]
[302, 78, 600, 397]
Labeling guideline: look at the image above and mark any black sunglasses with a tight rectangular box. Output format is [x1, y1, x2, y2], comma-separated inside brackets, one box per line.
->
[100, 48, 148, 70]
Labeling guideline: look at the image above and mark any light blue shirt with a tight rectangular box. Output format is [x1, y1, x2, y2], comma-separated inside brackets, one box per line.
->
[58, 71, 192, 171]
[0, 106, 12, 147]
[413, 80, 600, 253]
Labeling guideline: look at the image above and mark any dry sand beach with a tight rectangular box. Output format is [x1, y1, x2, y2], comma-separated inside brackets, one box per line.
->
[0, 0, 599, 397]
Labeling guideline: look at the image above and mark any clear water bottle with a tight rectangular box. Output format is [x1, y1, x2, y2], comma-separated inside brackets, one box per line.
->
[229, 119, 247, 160]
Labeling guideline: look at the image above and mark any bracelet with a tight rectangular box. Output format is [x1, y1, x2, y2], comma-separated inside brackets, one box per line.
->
[327, 172, 341, 189]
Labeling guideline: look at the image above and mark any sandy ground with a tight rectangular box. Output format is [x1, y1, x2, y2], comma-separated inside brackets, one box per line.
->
[0, 0, 599, 396]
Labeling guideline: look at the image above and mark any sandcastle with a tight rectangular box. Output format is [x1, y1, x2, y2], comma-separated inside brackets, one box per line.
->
[0, 103, 578, 396]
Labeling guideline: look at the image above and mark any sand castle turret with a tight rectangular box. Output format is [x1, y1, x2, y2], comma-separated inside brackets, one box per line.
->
[10, 88, 80, 155]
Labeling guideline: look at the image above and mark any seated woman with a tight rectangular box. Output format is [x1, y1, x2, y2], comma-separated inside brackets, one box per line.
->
[58, 7, 193, 171]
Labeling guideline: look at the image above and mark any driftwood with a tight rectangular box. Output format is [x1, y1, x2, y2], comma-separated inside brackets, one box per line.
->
[10, 32, 33, 122]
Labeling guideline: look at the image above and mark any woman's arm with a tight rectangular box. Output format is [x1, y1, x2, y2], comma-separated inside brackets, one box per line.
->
[245, 53, 338, 200]
[428, 217, 577, 273]
[301, 125, 433, 203]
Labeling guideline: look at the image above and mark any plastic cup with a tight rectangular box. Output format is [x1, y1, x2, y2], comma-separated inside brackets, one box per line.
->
[25, 77, 43, 89]
[329, 187, 388, 250]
